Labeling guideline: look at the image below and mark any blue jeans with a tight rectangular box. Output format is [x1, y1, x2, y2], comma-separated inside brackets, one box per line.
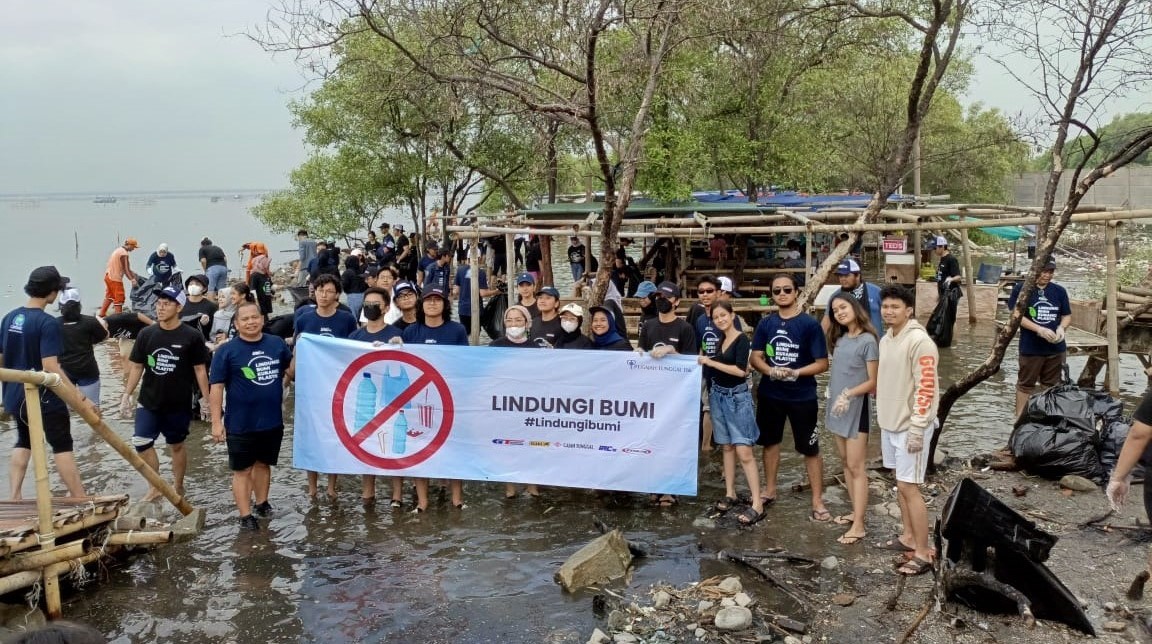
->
[709, 382, 759, 446]
[346, 292, 365, 321]
[570, 263, 585, 282]
[205, 265, 229, 293]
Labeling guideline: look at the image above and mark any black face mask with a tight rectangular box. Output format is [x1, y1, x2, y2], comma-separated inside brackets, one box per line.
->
[363, 305, 383, 321]
[655, 298, 674, 314]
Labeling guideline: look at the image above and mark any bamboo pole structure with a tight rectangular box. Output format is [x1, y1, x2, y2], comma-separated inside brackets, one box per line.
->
[504, 233, 515, 282]
[21, 384, 60, 618]
[113, 516, 146, 531]
[107, 530, 173, 545]
[960, 229, 977, 323]
[469, 234, 481, 345]
[0, 369, 194, 516]
[1106, 223, 1120, 396]
[0, 541, 88, 577]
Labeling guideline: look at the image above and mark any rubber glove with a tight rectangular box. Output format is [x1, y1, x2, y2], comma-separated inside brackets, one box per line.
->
[831, 391, 851, 417]
[906, 432, 924, 454]
[1107, 475, 1132, 511]
[118, 393, 134, 419]
[198, 398, 211, 422]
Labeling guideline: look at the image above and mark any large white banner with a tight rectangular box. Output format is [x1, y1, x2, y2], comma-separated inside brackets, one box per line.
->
[292, 335, 702, 495]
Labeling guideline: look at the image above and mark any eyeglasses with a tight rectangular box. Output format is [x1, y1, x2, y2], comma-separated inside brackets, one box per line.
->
[697, 288, 716, 294]
[315, 289, 338, 295]
[771, 287, 795, 295]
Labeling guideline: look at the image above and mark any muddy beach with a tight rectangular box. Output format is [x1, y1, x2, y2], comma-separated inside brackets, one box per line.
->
[0, 320, 1149, 642]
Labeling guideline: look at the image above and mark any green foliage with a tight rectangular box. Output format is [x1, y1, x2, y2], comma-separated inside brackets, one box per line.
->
[1035, 112, 1152, 170]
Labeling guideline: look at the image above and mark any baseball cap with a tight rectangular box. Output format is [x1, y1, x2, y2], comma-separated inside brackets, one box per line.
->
[538, 286, 561, 299]
[635, 281, 658, 298]
[156, 286, 187, 307]
[657, 281, 681, 298]
[718, 276, 734, 293]
[560, 303, 584, 318]
[929, 236, 948, 248]
[1042, 259, 1056, 270]
[395, 224, 405, 232]
[515, 272, 536, 285]
[379, 222, 390, 230]
[26, 266, 69, 292]
[835, 259, 861, 275]
[58, 288, 82, 305]
[350, 248, 364, 257]
[124, 237, 139, 249]
[393, 281, 418, 297]
[423, 285, 447, 300]
[184, 274, 209, 289]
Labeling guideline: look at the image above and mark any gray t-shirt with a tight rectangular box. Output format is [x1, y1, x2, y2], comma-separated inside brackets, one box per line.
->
[826, 332, 879, 438]
[298, 239, 318, 267]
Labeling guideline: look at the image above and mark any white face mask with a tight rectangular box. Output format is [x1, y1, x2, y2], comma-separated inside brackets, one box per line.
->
[187, 285, 204, 296]
[506, 326, 527, 340]
[561, 320, 580, 333]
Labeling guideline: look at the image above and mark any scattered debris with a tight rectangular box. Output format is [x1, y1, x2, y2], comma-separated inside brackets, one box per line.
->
[831, 593, 855, 607]
[555, 530, 633, 592]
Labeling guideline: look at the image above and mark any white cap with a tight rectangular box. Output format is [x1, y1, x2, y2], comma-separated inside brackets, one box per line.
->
[934, 235, 948, 248]
[560, 302, 585, 318]
[718, 276, 734, 293]
[158, 243, 169, 252]
[59, 288, 81, 305]
[350, 248, 364, 257]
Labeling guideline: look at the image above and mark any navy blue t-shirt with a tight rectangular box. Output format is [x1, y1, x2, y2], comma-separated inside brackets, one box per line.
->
[349, 325, 403, 344]
[0, 307, 66, 413]
[209, 333, 294, 433]
[454, 266, 489, 316]
[750, 312, 827, 401]
[1008, 281, 1071, 356]
[425, 262, 452, 293]
[401, 322, 470, 346]
[295, 308, 358, 339]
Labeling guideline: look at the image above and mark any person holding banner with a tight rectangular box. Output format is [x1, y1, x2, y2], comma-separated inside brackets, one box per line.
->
[398, 285, 470, 510]
[698, 301, 764, 525]
[588, 306, 633, 351]
[530, 286, 564, 347]
[639, 281, 698, 507]
[488, 304, 543, 498]
[391, 280, 420, 330]
[210, 300, 295, 531]
[750, 273, 830, 522]
[554, 304, 593, 350]
[349, 287, 403, 507]
[295, 274, 358, 500]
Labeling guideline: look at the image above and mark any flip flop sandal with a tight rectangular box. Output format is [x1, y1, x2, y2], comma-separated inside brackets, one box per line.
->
[737, 506, 767, 526]
[897, 557, 934, 576]
[714, 496, 738, 513]
[390, 498, 402, 509]
[837, 532, 867, 545]
[874, 537, 915, 552]
[809, 509, 833, 523]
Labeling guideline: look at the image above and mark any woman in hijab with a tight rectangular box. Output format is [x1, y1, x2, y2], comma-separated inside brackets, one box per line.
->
[488, 304, 542, 498]
[589, 306, 632, 350]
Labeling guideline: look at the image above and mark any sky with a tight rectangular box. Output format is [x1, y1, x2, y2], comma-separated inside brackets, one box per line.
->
[1, 2, 1149, 195]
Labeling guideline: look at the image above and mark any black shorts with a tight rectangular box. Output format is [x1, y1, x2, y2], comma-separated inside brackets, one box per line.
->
[226, 428, 284, 471]
[858, 396, 870, 435]
[133, 408, 192, 451]
[755, 398, 820, 456]
[15, 405, 73, 453]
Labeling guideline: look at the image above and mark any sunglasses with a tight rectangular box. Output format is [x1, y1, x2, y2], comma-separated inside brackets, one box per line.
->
[771, 287, 795, 295]
[697, 288, 716, 294]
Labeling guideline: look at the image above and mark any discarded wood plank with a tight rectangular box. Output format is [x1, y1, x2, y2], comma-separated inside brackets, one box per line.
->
[886, 574, 907, 611]
[736, 550, 817, 565]
[896, 595, 933, 644]
[720, 551, 810, 611]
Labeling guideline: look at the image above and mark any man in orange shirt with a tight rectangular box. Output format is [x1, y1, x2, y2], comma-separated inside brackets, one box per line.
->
[99, 238, 139, 317]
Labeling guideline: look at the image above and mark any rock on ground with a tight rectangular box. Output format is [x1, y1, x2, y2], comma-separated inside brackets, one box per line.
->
[554, 530, 633, 592]
[1059, 475, 1098, 492]
[717, 576, 743, 594]
[586, 628, 610, 644]
[652, 590, 671, 609]
[734, 592, 753, 607]
[714, 606, 753, 631]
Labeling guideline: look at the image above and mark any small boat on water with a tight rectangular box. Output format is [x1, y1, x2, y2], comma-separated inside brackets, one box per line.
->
[210, 196, 221, 203]
[92, 196, 117, 204]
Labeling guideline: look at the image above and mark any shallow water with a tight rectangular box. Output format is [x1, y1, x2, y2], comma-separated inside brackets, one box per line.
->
[2, 200, 1148, 642]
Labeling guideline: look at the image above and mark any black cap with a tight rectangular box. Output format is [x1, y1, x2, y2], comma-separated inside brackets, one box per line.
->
[1042, 259, 1056, 270]
[26, 266, 69, 292]
[185, 274, 209, 289]
[657, 281, 681, 298]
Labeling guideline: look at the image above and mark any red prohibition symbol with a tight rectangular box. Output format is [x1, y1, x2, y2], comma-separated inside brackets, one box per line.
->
[331, 350, 455, 469]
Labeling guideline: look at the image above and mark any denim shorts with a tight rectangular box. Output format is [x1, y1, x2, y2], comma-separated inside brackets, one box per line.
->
[205, 265, 229, 292]
[709, 382, 760, 446]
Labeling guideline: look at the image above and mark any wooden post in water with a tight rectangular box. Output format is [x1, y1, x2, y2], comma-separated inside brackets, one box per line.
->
[960, 228, 977, 323]
[469, 232, 481, 345]
[21, 384, 61, 618]
[0, 369, 195, 516]
[1105, 222, 1120, 396]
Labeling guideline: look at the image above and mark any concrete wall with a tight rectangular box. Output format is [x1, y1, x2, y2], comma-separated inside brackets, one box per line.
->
[1013, 166, 1152, 210]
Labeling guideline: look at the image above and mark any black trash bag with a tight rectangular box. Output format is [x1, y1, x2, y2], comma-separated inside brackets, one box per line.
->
[265, 313, 295, 339]
[481, 292, 509, 342]
[1089, 390, 1124, 423]
[1008, 383, 1103, 481]
[1099, 417, 1145, 484]
[129, 276, 164, 318]
[928, 284, 961, 348]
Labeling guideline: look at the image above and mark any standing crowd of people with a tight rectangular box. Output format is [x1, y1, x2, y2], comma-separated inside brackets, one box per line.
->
[3, 225, 947, 579]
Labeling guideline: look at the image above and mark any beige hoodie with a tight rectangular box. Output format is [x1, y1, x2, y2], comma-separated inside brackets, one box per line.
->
[876, 319, 939, 436]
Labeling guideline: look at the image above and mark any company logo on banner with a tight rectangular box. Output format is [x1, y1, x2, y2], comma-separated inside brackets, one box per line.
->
[292, 335, 701, 495]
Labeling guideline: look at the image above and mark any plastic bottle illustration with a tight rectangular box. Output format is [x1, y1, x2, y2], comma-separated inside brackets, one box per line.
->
[355, 373, 377, 432]
[393, 410, 409, 455]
